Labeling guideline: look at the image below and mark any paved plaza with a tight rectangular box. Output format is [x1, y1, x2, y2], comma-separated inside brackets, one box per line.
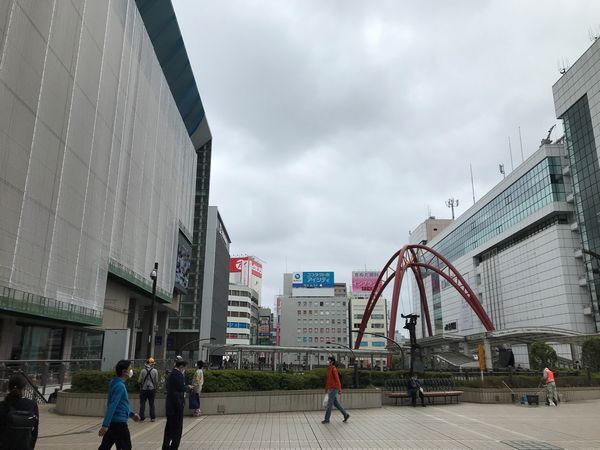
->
[35, 400, 600, 449]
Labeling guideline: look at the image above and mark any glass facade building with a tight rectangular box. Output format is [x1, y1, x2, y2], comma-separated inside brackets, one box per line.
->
[410, 142, 593, 351]
[433, 157, 566, 263]
[554, 37, 600, 329]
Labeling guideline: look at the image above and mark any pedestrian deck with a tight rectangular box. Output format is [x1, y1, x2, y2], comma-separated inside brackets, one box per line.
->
[36, 400, 600, 449]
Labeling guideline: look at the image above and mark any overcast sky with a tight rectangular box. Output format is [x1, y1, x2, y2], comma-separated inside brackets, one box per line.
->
[173, 1, 600, 314]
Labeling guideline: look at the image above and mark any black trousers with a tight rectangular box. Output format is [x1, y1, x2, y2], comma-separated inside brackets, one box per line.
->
[139, 389, 156, 420]
[98, 422, 131, 450]
[410, 390, 425, 406]
[162, 413, 184, 450]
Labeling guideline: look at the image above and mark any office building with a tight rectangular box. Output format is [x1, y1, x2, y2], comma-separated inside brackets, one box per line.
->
[410, 143, 593, 366]
[553, 38, 600, 330]
[0, 0, 211, 361]
[349, 271, 390, 368]
[174, 206, 230, 362]
[226, 284, 259, 346]
[258, 307, 274, 346]
[226, 256, 263, 346]
[279, 272, 349, 364]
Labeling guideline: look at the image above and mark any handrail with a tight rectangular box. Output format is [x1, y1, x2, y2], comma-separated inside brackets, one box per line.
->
[18, 370, 47, 404]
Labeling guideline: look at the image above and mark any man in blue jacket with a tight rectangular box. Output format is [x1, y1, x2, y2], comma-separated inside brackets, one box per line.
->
[98, 360, 140, 450]
[162, 356, 192, 450]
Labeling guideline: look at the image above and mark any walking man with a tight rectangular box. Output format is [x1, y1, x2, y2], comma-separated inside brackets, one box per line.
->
[138, 357, 159, 421]
[162, 356, 192, 450]
[322, 356, 350, 424]
[543, 367, 558, 406]
[98, 360, 140, 450]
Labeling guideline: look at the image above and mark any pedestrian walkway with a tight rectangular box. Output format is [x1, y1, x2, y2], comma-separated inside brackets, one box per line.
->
[36, 400, 600, 449]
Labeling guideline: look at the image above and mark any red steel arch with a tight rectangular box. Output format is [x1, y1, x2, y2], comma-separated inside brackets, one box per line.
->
[354, 244, 495, 354]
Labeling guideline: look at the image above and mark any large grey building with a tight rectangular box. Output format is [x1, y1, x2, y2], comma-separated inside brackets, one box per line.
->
[279, 273, 349, 365]
[553, 38, 600, 330]
[0, 0, 211, 361]
[409, 143, 593, 367]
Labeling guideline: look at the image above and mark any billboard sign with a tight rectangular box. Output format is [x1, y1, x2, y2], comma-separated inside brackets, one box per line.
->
[174, 232, 192, 293]
[351, 271, 381, 294]
[291, 271, 334, 288]
[230, 257, 263, 297]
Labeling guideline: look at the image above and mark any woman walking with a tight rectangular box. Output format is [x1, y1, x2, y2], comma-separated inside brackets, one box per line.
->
[190, 360, 204, 417]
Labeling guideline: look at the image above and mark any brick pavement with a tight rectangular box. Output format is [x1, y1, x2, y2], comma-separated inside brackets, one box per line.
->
[36, 400, 600, 449]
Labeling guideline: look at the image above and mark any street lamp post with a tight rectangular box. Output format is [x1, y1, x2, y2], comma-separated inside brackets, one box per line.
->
[315, 343, 359, 389]
[353, 330, 405, 368]
[178, 337, 216, 360]
[148, 262, 158, 358]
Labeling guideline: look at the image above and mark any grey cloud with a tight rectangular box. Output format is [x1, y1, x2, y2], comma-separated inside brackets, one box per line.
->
[174, 0, 600, 309]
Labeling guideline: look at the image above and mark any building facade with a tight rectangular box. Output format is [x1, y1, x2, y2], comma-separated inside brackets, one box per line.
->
[225, 256, 263, 347]
[410, 143, 593, 366]
[0, 0, 211, 361]
[349, 271, 390, 368]
[258, 306, 273, 346]
[279, 272, 349, 365]
[553, 38, 600, 331]
[171, 206, 230, 362]
[226, 285, 259, 346]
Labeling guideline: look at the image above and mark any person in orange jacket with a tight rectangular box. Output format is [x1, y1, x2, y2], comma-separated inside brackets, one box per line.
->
[543, 367, 558, 406]
[322, 356, 350, 424]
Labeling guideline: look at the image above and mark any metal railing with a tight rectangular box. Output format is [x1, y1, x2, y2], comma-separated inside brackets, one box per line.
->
[0, 359, 101, 396]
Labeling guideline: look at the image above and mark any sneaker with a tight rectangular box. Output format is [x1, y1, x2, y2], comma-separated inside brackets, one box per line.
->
[343, 414, 350, 422]
[321, 420, 330, 424]
[139, 418, 145, 422]
[150, 419, 155, 422]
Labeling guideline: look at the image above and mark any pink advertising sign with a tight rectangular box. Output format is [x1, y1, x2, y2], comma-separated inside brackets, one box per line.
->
[351, 271, 382, 293]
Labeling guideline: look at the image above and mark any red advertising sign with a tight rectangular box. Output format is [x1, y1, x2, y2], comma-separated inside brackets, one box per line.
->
[230, 257, 246, 273]
[251, 260, 262, 278]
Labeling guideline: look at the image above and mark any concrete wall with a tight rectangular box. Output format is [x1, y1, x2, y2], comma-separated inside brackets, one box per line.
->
[56, 388, 382, 417]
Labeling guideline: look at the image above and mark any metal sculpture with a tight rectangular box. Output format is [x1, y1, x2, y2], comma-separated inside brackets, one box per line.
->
[353, 244, 495, 364]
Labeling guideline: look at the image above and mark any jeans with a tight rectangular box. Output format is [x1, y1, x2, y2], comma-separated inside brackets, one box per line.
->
[98, 422, 131, 450]
[324, 389, 347, 421]
[162, 413, 184, 450]
[139, 389, 156, 420]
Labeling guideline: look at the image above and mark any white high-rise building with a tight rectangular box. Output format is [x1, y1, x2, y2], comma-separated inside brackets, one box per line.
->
[226, 256, 263, 346]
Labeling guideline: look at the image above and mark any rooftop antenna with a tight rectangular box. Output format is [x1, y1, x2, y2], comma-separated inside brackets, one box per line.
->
[445, 198, 459, 220]
[508, 136, 514, 171]
[427, 205, 432, 218]
[518, 126, 524, 162]
[558, 57, 570, 75]
[499, 164, 505, 179]
[469, 163, 476, 204]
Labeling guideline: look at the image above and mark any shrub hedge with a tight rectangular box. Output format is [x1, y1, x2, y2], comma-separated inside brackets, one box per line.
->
[69, 368, 600, 394]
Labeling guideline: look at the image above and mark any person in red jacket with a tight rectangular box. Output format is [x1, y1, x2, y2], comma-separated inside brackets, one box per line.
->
[322, 356, 350, 424]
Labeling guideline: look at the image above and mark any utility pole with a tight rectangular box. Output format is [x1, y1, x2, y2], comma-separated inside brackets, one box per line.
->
[148, 262, 158, 357]
[446, 198, 459, 220]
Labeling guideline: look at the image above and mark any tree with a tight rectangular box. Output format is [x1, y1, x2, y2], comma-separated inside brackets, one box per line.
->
[529, 342, 558, 371]
[581, 337, 600, 370]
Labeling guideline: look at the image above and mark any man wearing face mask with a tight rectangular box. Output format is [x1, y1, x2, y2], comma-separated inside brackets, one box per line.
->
[98, 360, 140, 450]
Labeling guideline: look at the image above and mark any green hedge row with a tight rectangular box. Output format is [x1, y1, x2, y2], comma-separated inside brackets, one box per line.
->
[70, 368, 416, 393]
[69, 369, 600, 394]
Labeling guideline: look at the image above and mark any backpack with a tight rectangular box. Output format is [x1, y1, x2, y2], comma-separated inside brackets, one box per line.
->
[1, 401, 38, 450]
